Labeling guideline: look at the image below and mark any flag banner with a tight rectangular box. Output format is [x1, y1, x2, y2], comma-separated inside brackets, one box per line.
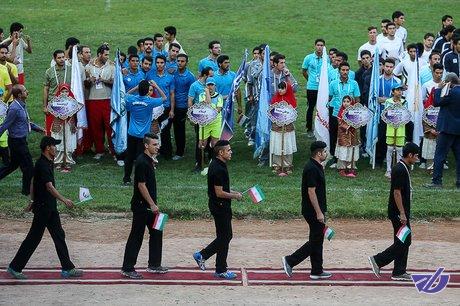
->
[237, 114, 250, 127]
[220, 49, 248, 141]
[314, 46, 330, 147]
[365, 47, 381, 168]
[406, 51, 424, 146]
[255, 45, 272, 153]
[110, 49, 128, 154]
[71, 45, 87, 142]
[78, 187, 93, 203]
[396, 225, 411, 243]
[247, 184, 265, 204]
[323, 226, 335, 241]
[152, 213, 169, 231]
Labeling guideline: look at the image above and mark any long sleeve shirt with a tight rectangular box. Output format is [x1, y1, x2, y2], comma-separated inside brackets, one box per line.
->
[0, 99, 41, 138]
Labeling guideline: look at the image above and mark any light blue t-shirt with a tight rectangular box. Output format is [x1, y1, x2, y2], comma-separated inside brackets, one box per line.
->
[328, 78, 361, 117]
[328, 67, 356, 82]
[214, 70, 236, 97]
[419, 66, 433, 85]
[302, 53, 323, 90]
[188, 80, 206, 104]
[198, 56, 218, 74]
[123, 69, 145, 92]
[126, 94, 163, 138]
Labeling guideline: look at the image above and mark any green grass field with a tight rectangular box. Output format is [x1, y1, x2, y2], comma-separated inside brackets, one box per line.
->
[1, 0, 459, 219]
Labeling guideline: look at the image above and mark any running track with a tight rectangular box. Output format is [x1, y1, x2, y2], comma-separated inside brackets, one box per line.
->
[1, 267, 459, 288]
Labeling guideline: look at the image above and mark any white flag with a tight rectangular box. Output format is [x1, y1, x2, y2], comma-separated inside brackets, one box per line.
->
[406, 59, 424, 146]
[79, 187, 93, 203]
[314, 46, 330, 148]
[71, 45, 87, 142]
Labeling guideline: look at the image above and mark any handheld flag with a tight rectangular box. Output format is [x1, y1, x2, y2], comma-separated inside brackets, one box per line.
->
[220, 49, 248, 140]
[314, 46, 330, 148]
[71, 45, 87, 143]
[246, 185, 265, 204]
[110, 49, 128, 154]
[396, 225, 411, 243]
[406, 51, 424, 146]
[237, 114, 249, 127]
[152, 213, 169, 231]
[365, 47, 381, 168]
[323, 226, 335, 241]
[78, 187, 93, 204]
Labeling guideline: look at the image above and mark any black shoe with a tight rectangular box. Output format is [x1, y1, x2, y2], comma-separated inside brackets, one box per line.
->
[121, 270, 143, 279]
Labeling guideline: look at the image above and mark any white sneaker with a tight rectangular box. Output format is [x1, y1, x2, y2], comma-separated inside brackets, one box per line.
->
[329, 163, 337, 169]
[419, 163, 426, 169]
[444, 164, 449, 170]
[385, 171, 391, 179]
[248, 140, 255, 147]
[93, 153, 104, 160]
[172, 155, 183, 161]
[117, 160, 125, 167]
[427, 163, 434, 170]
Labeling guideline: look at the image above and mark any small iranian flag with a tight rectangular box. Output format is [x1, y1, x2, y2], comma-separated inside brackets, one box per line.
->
[247, 185, 265, 204]
[323, 226, 335, 241]
[78, 187, 93, 204]
[396, 225, 411, 243]
[237, 114, 249, 127]
[152, 213, 169, 231]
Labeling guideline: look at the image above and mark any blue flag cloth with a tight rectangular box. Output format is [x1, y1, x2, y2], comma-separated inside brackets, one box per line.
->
[220, 49, 248, 141]
[254, 45, 272, 157]
[110, 49, 128, 154]
[365, 47, 381, 168]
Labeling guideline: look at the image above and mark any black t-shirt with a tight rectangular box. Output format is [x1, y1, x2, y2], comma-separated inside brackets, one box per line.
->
[131, 152, 157, 213]
[388, 161, 412, 219]
[301, 158, 327, 218]
[33, 155, 57, 212]
[207, 158, 231, 214]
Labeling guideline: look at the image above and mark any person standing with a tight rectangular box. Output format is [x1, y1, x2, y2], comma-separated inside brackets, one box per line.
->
[7, 136, 83, 279]
[0, 84, 44, 195]
[282, 141, 332, 280]
[357, 27, 379, 65]
[121, 133, 168, 279]
[369, 142, 420, 281]
[198, 40, 221, 74]
[164, 26, 186, 55]
[392, 11, 407, 47]
[379, 22, 404, 64]
[193, 140, 243, 280]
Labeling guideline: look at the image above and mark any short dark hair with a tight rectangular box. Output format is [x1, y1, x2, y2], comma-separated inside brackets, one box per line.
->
[406, 43, 417, 52]
[441, 25, 456, 36]
[153, 33, 163, 41]
[217, 54, 229, 65]
[0, 44, 8, 52]
[270, 51, 279, 58]
[200, 67, 213, 77]
[10, 22, 24, 34]
[53, 49, 65, 59]
[169, 42, 181, 51]
[429, 50, 441, 60]
[335, 51, 348, 61]
[392, 10, 404, 20]
[424, 32, 435, 40]
[208, 40, 220, 49]
[127, 45, 137, 55]
[177, 53, 188, 62]
[329, 48, 338, 54]
[385, 22, 396, 29]
[252, 46, 261, 53]
[65, 37, 80, 50]
[97, 44, 110, 56]
[144, 37, 154, 44]
[402, 142, 419, 158]
[213, 140, 230, 156]
[136, 39, 145, 47]
[381, 19, 391, 24]
[78, 45, 90, 54]
[360, 50, 372, 58]
[273, 53, 285, 64]
[310, 140, 327, 155]
[138, 80, 150, 96]
[384, 58, 395, 66]
[453, 36, 460, 45]
[142, 55, 153, 64]
[11, 84, 24, 98]
[315, 38, 325, 45]
[155, 54, 166, 63]
[339, 62, 350, 69]
[143, 133, 159, 145]
[164, 26, 177, 36]
[432, 63, 444, 71]
[442, 15, 453, 22]
[368, 26, 377, 32]
[0, 28, 3, 35]
[128, 54, 139, 61]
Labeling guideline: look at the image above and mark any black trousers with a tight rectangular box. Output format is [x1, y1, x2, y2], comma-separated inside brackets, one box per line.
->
[0, 137, 33, 195]
[0, 147, 9, 166]
[284, 216, 325, 275]
[9, 209, 75, 272]
[328, 107, 338, 156]
[306, 90, 318, 131]
[373, 218, 411, 276]
[122, 210, 163, 272]
[376, 119, 387, 165]
[123, 135, 144, 183]
[159, 107, 173, 159]
[173, 108, 187, 157]
[200, 211, 233, 273]
[405, 121, 414, 143]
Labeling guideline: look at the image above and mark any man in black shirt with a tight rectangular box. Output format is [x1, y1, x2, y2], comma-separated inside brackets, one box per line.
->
[369, 142, 419, 281]
[7, 136, 83, 279]
[192, 140, 243, 280]
[121, 133, 168, 279]
[282, 141, 332, 280]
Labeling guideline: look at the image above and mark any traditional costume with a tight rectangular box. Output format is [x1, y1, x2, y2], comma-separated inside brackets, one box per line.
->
[421, 88, 438, 170]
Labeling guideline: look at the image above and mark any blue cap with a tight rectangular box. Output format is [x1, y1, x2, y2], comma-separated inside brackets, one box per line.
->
[391, 83, 404, 91]
[206, 77, 216, 85]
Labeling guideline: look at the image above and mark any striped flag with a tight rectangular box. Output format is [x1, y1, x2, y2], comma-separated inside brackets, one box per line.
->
[220, 49, 248, 141]
[255, 45, 272, 156]
[406, 51, 424, 146]
[324, 226, 335, 241]
[365, 48, 381, 168]
[314, 46, 330, 148]
[396, 225, 411, 243]
[247, 184, 265, 204]
[71, 45, 87, 142]
[110, 49, 128, 154]
[152, 213, 169, 231]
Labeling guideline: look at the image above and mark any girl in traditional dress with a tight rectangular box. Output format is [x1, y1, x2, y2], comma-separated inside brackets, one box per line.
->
[335, 95, 360, 178]
[421, 88, 438, 172]
[269, 81, 297, 176]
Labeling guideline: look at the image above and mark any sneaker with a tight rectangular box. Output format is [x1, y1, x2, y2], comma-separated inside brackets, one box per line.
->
[93, 153, 104, 160]
[443, 164, 449, 170]
[122, 180, 132, 186]
[7, 266, 27, 279]
[419, 162, 426, 169]
[214, 271, 237, 280]
[426, 163, 434, 171]
[424, 182, 442, 189]
[391, 273, 412, 281]
[172, 155, 183, 161]
[282, 256, 293, 278]
[329, 163, 337, 169]
[121, 270, 143, 279]
[117, 160, 125, 167]
[61, 268, 83, 278]
[368, 256, 380, 278]
[146, 266, 169, 274]
[257, 160, 267, 167]
[310, 271, 332, 280]
[248, 140, 255, 147]
[193, 251, 206, 271]
[385, 171, 391, 179]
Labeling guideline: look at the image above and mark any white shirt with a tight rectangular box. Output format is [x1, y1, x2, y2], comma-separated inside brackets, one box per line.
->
[394, 57, 427, 79]
[357, 41, 380, 60]
[421, 79, 440, 100]
[379, 36, 404, 63]
[420, 49, 432, 64]
[395, 26, 408, 44]
[376, 33, 386, 43]
[8, 38, 28, 74]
